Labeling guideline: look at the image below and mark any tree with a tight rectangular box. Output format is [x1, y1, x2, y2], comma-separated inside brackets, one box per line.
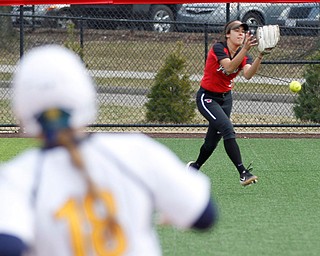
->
[64, 22, 84, 60]
[293, 50, 320, 122]
[145, 42, 195, 123]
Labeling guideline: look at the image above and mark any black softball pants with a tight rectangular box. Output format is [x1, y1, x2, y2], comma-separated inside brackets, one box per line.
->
[195, 87, 243, 169]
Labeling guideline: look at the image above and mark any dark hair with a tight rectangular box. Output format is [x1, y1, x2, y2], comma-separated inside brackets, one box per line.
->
[224, 20, 238, 35]
[223, 20, 249, 38]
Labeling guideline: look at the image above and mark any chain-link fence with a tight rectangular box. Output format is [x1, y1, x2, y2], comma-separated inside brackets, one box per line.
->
[1, 3, 320, 134]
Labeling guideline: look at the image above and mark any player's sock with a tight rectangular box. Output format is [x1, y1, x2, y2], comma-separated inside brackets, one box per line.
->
[223, 138, 246, 174]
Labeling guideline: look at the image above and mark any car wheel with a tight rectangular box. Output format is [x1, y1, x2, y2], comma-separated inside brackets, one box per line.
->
[150, 5, 174, 33]
[242, 12, 264, 26]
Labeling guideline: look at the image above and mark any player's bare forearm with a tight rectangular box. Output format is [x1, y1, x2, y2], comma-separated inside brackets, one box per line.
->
[221, 49, 248, 74]
[243, 58, 262, 80]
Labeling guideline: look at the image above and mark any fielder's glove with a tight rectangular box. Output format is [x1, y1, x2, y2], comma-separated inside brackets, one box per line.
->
[256, 25, 280, 55]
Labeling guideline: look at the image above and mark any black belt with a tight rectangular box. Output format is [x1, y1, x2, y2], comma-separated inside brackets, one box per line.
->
[202, 88, 231, 98]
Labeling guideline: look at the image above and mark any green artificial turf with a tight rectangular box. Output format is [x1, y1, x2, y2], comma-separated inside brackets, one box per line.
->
[0, 138, 39, 161]
[157, 138, 320, 256]
[1, 137, 320, 256]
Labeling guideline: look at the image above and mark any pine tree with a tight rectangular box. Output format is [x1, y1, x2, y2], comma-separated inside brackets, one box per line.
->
[145, 43, 195, 123]
[294, 50, 320, 122]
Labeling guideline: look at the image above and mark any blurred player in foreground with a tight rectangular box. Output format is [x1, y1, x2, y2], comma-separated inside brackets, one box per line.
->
[0, 45, 217, 256]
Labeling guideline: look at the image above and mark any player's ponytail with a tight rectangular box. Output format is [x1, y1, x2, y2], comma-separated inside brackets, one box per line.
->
[57, 129, 120, 242]
[36, 109, 98, 198]
[57, 128, 98, 197]
[37, 109, 119, 242]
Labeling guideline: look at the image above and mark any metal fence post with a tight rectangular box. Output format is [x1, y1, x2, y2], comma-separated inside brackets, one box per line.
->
[79, 17, 84, 60]
[204, 23, 208, 64]
[226, 3, 230, 23]
[19, 5, 24, 58]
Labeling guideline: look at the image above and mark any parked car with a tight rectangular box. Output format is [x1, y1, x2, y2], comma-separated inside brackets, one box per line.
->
[68, 4, 182, 32]
[11, 5, 71, 28]
[277, 3, 320, 35]
[175, 3, 294, 32]
[12, 5, 44, 27]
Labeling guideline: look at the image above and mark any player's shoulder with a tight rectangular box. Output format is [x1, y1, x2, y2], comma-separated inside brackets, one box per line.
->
[89, 133, 164, 157]
[1, 148, 41, 169]
[92, 132, 153, 144]
[213, 41, 226, 51]
[211, 42, 228, 59]
[0, 148, 41, 188]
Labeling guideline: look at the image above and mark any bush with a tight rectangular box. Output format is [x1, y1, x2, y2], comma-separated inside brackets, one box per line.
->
[64, 22, 83, 60]
[145, 43, 195, 123]
[294, 50, 320, 122]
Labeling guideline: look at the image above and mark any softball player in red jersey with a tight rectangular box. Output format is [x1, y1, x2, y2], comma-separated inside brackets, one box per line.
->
[188, 20, 264, 186]
[0, 45, 217, 256]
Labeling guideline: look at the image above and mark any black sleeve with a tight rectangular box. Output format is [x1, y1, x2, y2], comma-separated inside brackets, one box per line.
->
[213, 42, 229, 62]
[191, 198, 218, 230]
[0, 234, 27, 256]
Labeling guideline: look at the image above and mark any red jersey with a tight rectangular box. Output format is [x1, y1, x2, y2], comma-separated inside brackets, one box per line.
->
[201, 41, 253, 93]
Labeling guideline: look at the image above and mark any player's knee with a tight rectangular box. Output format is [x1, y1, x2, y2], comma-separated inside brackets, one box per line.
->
[221, 126, 236, 140]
